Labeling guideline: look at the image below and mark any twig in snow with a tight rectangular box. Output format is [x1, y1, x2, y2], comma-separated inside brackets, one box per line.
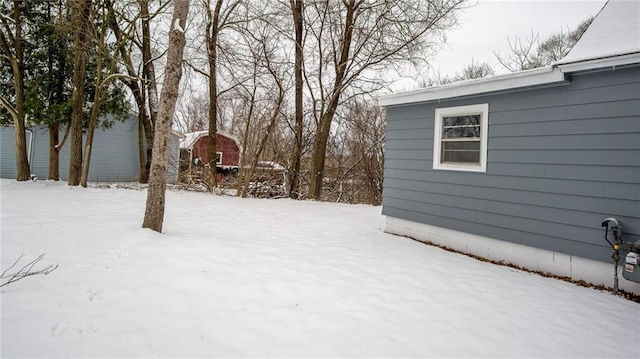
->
[1, 253, 58, 288]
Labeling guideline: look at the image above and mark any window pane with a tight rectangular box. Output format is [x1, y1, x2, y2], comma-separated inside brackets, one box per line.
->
[443, 141, 480, 150]
[443, 115, 481, 127]
[442, 150, 480, 163]
[441, 141, 480, 164]
[442, 126, 480, 139]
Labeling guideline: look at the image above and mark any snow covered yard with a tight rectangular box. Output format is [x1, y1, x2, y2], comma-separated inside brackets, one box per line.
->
[1, 179, 638, 358]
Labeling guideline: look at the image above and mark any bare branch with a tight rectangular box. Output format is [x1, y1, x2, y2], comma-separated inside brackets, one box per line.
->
[0, 94, 18, 120]
[1, 254, 58, 288]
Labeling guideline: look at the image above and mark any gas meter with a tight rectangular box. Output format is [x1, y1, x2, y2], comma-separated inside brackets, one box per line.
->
[622, 242, 640, 283]
[601, 217, 640, 294]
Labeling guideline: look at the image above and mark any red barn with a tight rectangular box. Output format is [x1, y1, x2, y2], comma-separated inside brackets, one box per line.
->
[180, 130, 241, 181]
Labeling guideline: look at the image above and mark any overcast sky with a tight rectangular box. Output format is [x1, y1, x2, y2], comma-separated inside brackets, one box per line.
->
[403, 0, 607, 88]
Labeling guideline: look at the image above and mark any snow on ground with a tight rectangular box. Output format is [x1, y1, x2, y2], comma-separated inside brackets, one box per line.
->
[1, 179, 638, 358]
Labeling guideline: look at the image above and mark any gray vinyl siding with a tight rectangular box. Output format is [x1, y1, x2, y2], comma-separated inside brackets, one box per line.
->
[0, 116, 181, 183]
[0, 127, 29, 179]
[166, 134, 181, 184]
[382, 65, 640, 263]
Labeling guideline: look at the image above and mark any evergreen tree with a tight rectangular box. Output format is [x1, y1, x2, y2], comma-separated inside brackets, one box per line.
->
[1, 0, 128, 181]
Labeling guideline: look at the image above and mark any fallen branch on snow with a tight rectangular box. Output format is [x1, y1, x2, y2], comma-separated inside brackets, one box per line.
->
[1, 253, 58, 288]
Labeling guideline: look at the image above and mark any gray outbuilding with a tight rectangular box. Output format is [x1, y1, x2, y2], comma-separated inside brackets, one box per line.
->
[0, 115, 183, 184]
[378, 0, 640, 293]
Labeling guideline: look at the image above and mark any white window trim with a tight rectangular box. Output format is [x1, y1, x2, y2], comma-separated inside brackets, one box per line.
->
[216, 151, 223, 165]
[433, 103, 489, 172]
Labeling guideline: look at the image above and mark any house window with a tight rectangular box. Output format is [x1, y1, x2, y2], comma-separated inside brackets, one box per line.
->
[216, 152, 222, 165]
[433, 103, 488, 172]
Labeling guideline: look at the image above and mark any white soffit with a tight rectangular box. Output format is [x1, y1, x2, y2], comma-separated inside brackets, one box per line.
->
[378, 67, 567, 107]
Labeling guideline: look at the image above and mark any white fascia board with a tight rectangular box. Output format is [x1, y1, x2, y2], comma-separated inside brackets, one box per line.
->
[555, 52, 640, 73]
[377, 66, 567, 107]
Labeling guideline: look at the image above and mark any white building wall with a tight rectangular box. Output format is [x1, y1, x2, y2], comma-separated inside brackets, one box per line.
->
[386, 216, 640, 294]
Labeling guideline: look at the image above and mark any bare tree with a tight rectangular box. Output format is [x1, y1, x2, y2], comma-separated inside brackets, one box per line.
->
[105, 0, 172, 183]
[142, 0, 190, 232]
[343, 99, 385, 204]
[236, 60, 259, 195]
[0, 0, 31, 181]
[67, 0, 93, 186]
[320, 97, 385, 204]
[494, 31, 544, 72]
[305, 0, 466, 199]
[80, 4, 110, 188]
[238, 24, 287, 198]
[426, 59, 494, 86]
[174, 94, 209, 133]
[495, 17, 593, 72]
[173, 0, 464, 200]
[44, 1, 73, 181]
[421, 17, 593, 87]
[140, 0, 160, 128]
[204, 0, 242, 187]
[107, 7, 153, 183]
[454, 60, 494, 81]
[287, 0, 304, 199]
[205, 0, 223, 186]
[80, 3, 128, 187]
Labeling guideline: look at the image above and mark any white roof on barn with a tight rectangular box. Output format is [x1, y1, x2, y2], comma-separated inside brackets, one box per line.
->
[180, 130, 241, 150]
[557, 0, 640, 65]
[180, 131, 206, 149]
[378, 0, 640, 107]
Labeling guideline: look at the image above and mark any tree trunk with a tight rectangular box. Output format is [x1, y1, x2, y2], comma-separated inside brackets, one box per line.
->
[140, 0, 159, 127]
[309, 110, 334, 199]
[68, 0, 93, 186]
[48, 123, 60, 180]
[80, 91, 102, 188]
[14, 0, 30, 181]
[236, 83, 257, 196]
[308, 1, 357, 199]
[105, 0, 153, 183]
[242, 93, 284, 198]
[138, 112, 148, 182]
[134, 88, 153, 183]
[0, 0, 31, 181]
[46, 1, 64, 181]
[288, 0, 303, 199]
[142, 0, 190, 233]
[81, 32, 104, 187]
[81, 7, 118, 188]
[13, 113, 30, 181]
[206, 0, 224, 189]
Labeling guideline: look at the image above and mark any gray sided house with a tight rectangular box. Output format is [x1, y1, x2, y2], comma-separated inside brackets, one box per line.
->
[0, 115, 183, 183]
[378, 0, 640, 293]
